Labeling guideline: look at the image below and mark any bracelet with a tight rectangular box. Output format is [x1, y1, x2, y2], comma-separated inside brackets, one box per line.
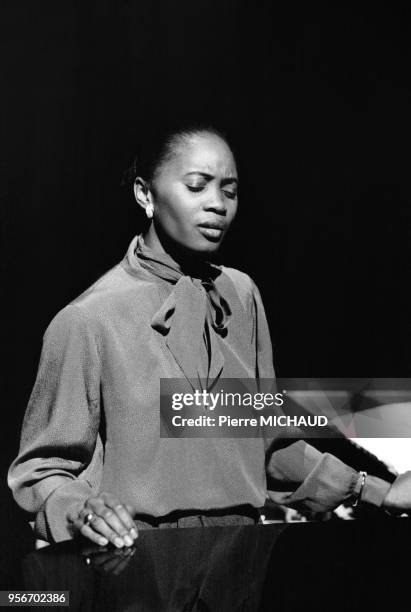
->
[352, 471, 367, 507]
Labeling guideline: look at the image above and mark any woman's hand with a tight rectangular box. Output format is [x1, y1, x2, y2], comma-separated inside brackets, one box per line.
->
[69, 492, 138, 547]
[382, 471, 411, 513]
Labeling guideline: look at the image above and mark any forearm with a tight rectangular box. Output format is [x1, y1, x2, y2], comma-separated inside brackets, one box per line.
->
[267, 440, 392, 512]
[34, 480, 95, 542]
[9, 435, 104, 542]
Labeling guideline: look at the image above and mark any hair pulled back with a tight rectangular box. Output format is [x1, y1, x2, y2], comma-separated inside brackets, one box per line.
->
[121, 121, 233, 187]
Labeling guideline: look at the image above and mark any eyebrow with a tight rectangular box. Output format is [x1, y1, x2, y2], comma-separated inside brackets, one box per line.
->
[183, 171, 238, 185]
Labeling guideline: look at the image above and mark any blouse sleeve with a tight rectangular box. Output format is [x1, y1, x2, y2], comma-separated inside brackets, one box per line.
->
[249, 278, 275, 379]
[8, 305, 103, 543]
[249, 277, 392, 512]
[266, 440, 391, 511]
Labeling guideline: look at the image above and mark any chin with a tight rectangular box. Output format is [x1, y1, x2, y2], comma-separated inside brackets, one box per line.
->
[190, 239, 222, 255]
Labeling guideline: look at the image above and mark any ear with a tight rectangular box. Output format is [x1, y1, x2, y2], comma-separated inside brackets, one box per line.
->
[133, 177, 154, 217]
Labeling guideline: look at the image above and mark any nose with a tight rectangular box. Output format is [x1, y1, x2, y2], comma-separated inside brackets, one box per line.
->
[203, 189, 227, 215]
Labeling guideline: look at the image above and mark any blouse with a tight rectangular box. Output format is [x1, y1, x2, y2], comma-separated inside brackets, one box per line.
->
[8, 235, 391, 542]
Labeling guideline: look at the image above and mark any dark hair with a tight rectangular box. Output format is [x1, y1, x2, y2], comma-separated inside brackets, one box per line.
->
[121, 122, 234, 187]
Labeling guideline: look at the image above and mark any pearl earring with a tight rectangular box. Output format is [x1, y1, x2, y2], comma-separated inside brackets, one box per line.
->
[146, 205, 153, 219]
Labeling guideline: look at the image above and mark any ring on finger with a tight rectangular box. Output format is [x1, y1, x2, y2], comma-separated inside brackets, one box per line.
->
[84, 512, 95, 527]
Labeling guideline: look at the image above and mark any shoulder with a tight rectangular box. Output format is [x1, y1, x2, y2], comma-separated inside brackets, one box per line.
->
[71, 262, 150, 308]
[216, 265, 260, 310]
[218, 265, 261, 295]
[216, 265, 268, 316]
[42, 264, 130, 338]
[48, 261, 155, 329]
[44, 303, 96, 345]
[219, 265, 253, 290]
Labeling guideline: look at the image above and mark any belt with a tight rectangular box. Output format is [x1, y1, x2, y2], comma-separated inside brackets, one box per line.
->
[133, 505, 262, 530]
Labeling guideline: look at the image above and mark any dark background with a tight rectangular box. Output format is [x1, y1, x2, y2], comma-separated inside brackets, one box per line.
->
[2, 2, 411, 570]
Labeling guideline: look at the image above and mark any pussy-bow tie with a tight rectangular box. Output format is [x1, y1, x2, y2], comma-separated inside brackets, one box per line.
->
[135, 236, 231, 384]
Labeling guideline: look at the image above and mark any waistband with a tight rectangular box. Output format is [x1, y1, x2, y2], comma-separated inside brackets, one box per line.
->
[133, 505, 261, 529]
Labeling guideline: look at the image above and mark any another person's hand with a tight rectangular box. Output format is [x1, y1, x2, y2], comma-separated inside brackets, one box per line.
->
[69, 492, 138, 547]
[382, 471, 411, 514]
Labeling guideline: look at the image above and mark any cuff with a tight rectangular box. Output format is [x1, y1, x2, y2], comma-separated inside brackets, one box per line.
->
[35, 479, 94, 543]
[281, 452, 358, 512]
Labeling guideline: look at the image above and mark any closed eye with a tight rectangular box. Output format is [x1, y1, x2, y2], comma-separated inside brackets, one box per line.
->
[223, 190, 237, 199]
[186, 185, 205, 193]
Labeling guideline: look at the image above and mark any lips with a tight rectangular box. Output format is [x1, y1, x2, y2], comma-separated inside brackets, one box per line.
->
[197, 223, 226, 243]
[198, 220, 226, 231]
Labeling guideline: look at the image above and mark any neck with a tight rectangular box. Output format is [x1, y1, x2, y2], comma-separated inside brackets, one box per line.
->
[142, 223, 215, 275]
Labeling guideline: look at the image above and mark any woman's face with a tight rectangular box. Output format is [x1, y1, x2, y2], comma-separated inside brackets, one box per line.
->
[148, 132, 238, 254]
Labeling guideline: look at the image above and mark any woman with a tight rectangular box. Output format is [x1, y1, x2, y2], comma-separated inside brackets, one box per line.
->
[8, 124, 411, 548]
